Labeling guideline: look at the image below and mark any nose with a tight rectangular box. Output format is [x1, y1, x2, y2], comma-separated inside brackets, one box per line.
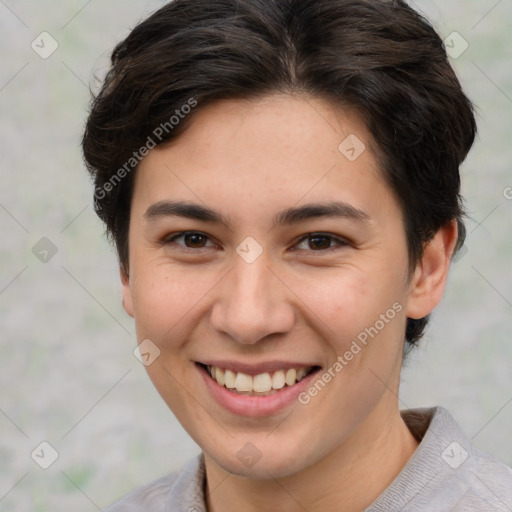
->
[210, 252, 295, 345]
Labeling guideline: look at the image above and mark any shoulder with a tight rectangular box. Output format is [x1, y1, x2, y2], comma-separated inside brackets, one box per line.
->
[103, 453, 205, 512]
[418, 406, 512, 510]
[103, 472, 179, 512]
[453, 444, 512, 510]
[368, 406, 512, 511]
[431, 406, 512, 505]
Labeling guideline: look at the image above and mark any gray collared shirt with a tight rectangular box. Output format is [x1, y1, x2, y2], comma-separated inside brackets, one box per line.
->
[105, 406, 512, 511]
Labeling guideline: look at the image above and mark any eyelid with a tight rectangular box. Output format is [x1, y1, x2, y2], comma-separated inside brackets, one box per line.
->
[162, 230, 349, 253]
[161, 231, 218, 249]
[292, 232, 349, 252]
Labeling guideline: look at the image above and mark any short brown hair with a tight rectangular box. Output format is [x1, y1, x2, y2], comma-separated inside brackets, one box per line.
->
[82, 0, 477, 349]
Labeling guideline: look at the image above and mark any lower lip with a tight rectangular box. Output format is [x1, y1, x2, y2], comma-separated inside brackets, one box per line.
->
[197, 364, 321, 417]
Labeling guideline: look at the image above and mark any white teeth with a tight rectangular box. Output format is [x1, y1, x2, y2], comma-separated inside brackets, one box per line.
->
[206, 365, 313, 393]
[215, 367, 225, 386]
[285, 368, 297, 386]
[271, 370, 286, 389]
[253, 373, 272, 393]
[224, 369, 236, 389]
[235, 372, 253, 392]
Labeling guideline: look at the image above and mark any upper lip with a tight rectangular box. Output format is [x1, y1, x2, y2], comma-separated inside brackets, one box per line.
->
[197, 360, 321, 375]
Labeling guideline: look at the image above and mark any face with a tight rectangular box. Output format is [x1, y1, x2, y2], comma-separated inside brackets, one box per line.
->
[121, 94, 445, 479]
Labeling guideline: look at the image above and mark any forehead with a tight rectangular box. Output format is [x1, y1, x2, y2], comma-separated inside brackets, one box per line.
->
[158, 93, 376, 170]
[133, 94, 401, 229]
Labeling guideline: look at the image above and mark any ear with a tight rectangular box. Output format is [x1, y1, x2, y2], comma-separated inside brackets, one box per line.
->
[405, 220, 459, 320]
[120, 266, 134, 318]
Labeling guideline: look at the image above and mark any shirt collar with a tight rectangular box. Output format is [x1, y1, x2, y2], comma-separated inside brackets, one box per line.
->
[164, 406, 469, 511]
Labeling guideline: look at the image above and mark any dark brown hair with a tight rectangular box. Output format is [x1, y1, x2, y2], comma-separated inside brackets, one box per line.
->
[82, 0, 477, 349]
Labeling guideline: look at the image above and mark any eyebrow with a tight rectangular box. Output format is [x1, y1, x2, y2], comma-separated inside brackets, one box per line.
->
[143, 200, 371, 228]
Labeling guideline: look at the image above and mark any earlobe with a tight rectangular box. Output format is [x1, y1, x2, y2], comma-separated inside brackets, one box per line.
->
[120, 266, 135, 318]
[405, 220, 458, 320]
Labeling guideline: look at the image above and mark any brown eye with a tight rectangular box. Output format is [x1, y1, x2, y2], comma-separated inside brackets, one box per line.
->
[308, 235, 332, 250]
[183, 233, 208, 248]
[294, 233, 348, 252]
[163, 231, 215, 249]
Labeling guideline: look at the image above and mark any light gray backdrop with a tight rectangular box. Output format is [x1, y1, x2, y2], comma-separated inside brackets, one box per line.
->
[0, 0, 511, 510]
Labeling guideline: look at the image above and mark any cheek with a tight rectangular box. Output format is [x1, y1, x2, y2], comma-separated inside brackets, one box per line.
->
[131, 267, 189, 336]
[130, 261, 222, 345]
[291, 266, 398, 343]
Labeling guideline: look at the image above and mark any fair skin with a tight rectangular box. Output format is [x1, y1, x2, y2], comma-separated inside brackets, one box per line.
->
[121, 93, 458, 512]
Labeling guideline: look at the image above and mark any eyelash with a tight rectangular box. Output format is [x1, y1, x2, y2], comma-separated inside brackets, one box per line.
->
[161, 231, 349, 254]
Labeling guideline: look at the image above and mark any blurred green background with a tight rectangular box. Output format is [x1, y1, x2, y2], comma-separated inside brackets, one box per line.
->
[0, 0, 511, 510]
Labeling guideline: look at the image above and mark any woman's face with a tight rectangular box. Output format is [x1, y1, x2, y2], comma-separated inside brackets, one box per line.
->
[122, 93, 431, 478]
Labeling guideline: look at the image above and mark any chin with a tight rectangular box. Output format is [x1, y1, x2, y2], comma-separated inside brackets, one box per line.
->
[215, 453, 304, 480]
[204, 434, 320, 480]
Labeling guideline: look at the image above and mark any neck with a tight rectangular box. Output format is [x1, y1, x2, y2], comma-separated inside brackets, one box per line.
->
[204, 401, 419, 512]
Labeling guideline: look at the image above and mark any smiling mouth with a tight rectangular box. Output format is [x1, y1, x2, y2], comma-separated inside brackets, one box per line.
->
[198, 363, 321, 396]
